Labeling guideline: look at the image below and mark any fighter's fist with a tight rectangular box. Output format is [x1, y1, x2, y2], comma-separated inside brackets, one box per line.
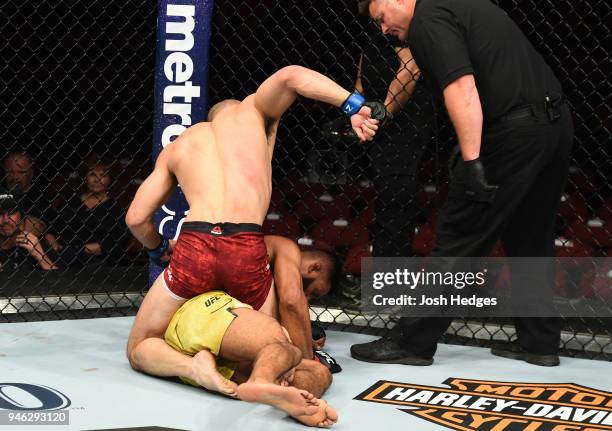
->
[350, 106, 379, 142]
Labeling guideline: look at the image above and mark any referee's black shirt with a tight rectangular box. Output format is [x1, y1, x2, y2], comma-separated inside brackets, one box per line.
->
[407, 0, 563, 122]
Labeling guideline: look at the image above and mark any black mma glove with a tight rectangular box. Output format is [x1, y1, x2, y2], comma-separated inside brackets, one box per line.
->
[321, 94, 388, 141]
[452, 156, 498, 202]
[146, 236, 170, 267]
[363, 100, 389, 125]
[314, 350, 342, 374]
[340, 91, 388, 123]
[311, 322, 326, 349]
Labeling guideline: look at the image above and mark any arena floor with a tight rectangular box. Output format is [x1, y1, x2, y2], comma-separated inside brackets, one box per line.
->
[2, 317, 612, 431]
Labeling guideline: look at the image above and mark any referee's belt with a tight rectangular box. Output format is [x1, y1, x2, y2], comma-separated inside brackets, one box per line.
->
[489, 96, 567, 125]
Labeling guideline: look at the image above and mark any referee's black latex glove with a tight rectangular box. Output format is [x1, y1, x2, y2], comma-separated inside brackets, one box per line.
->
[453, 157, 498, 202]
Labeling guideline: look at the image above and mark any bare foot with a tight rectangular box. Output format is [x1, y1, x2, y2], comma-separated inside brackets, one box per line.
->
[294, 399, 338, 428]
[237, 382, 317, 417]
[237, 382, 337, 427]
[191, 350, 238, 397]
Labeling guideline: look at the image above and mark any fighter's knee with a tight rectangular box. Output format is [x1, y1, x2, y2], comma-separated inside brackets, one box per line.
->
[126, 337, 147, 371]
[299, 359, 332, 389]
[267, 322, 291, 344]
[127, 346, 141, 371]
[277, 341, 302, 366]
[313, 360, 333, 388]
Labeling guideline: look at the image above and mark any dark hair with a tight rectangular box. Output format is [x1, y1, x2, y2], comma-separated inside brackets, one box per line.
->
[302, 249, 341, 284]
[3, 150, 33, 167]
[0, 189, 21, 215]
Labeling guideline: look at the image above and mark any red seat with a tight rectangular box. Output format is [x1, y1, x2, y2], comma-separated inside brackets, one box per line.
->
[490, 241, 505, 257]
[262, 212, 300, 239]
[412, 223, 436, 256]
[596, 199, 612, 223]
[296, 236, 334, 253]
[268, 189, 288, 213]
[311, 219, 369, 248]
[342, 181, 376, 205]
[276, 172, 326, 201]
[582, 261, 612, 301]
[356, 205, 376, 227]
[565, 166, 597, 194]
[554, 237, 593, 258]
[565, 218, 612, 249]
[294, 193, 352, 222]
[416, 183, 448, 209]
[343, 242, 372, 275]
[419, 158, 448, 183]
[557, 193, 590, 225]
[494, 261, 512, 293]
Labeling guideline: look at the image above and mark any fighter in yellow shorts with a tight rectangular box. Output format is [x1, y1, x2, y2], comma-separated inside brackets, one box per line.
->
[164, 291, 251, 384]
[164, 289, 337, 428]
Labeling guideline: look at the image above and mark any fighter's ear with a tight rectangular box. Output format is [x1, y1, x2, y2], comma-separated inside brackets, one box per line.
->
[308, 261, 322, 274]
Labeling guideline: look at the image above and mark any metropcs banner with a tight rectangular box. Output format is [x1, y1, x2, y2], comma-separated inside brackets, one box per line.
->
[150, 0, 213, 284]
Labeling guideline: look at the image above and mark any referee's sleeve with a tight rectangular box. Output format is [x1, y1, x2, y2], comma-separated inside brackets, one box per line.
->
[410, 13, 474, 91]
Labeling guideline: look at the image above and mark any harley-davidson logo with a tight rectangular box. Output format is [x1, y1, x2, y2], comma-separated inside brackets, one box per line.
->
[355, 378, 612, 431]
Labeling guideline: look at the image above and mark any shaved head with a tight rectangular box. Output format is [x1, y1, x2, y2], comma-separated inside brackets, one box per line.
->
[207, 99, 240, 121]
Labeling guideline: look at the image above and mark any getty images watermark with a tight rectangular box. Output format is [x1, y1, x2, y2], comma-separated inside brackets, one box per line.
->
[360, 257, 612, 318]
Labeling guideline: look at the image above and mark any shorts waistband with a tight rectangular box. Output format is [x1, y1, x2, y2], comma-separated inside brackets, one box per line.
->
[181, 221, 262, 236]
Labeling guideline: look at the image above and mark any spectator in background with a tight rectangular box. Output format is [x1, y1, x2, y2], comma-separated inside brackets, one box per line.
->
[0, 189, 58, 270]
[57, 160, 128, 266]
[3, 151, 60, 250]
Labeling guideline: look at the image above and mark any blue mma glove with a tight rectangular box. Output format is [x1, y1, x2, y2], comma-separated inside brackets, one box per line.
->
[341, 91, 366, 116]
[146, 236, 170, 267]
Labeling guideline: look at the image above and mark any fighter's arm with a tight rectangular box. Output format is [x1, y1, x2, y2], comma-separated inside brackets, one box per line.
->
[443, 74, 482, 161]
[355, 54, 365, 94]
[264, 235, 314, 359]
[253, 65, 378, 141]
[254, 66, 352, 119]
[384, 47, 421, 116]
[125, 149, 178, 249]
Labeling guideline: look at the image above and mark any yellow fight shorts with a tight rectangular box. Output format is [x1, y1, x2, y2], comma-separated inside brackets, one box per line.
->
[164, 290, 252, 385]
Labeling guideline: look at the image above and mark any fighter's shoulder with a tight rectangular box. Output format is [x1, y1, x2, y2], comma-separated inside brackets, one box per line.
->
[265, 235, 301, 262]
[162, 122, 211, 153]
[183, 121, 213, 137]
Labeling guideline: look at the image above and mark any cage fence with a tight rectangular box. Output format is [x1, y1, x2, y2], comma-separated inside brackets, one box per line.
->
[0, 0, 610, 359]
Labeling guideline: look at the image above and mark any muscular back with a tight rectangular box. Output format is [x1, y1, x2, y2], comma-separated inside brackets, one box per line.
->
[164, 95, 277, 225]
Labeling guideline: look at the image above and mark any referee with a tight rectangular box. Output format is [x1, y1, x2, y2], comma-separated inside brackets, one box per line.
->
[351, 0, 574, 366]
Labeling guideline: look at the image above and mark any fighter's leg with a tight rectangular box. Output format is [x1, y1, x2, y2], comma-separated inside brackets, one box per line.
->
[127, 274, 237, 396]
[292, 359, 332, 398]
[127, 272, 187, 373]
[221, 308, 334, 427]
[291, 359, 337, 427]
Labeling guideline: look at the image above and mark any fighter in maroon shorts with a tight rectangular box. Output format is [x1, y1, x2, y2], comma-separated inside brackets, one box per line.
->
[124, 66, 380, 423]
[164, 222, 272, 310]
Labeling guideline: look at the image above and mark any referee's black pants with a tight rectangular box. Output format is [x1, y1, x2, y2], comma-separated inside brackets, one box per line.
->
[397, 105, 574, 357]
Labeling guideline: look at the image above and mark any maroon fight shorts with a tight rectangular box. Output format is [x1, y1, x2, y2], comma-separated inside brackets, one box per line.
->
[163, 222, 272, 310]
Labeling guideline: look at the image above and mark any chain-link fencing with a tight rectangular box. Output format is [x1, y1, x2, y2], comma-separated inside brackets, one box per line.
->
[1, 0, 610, 359]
